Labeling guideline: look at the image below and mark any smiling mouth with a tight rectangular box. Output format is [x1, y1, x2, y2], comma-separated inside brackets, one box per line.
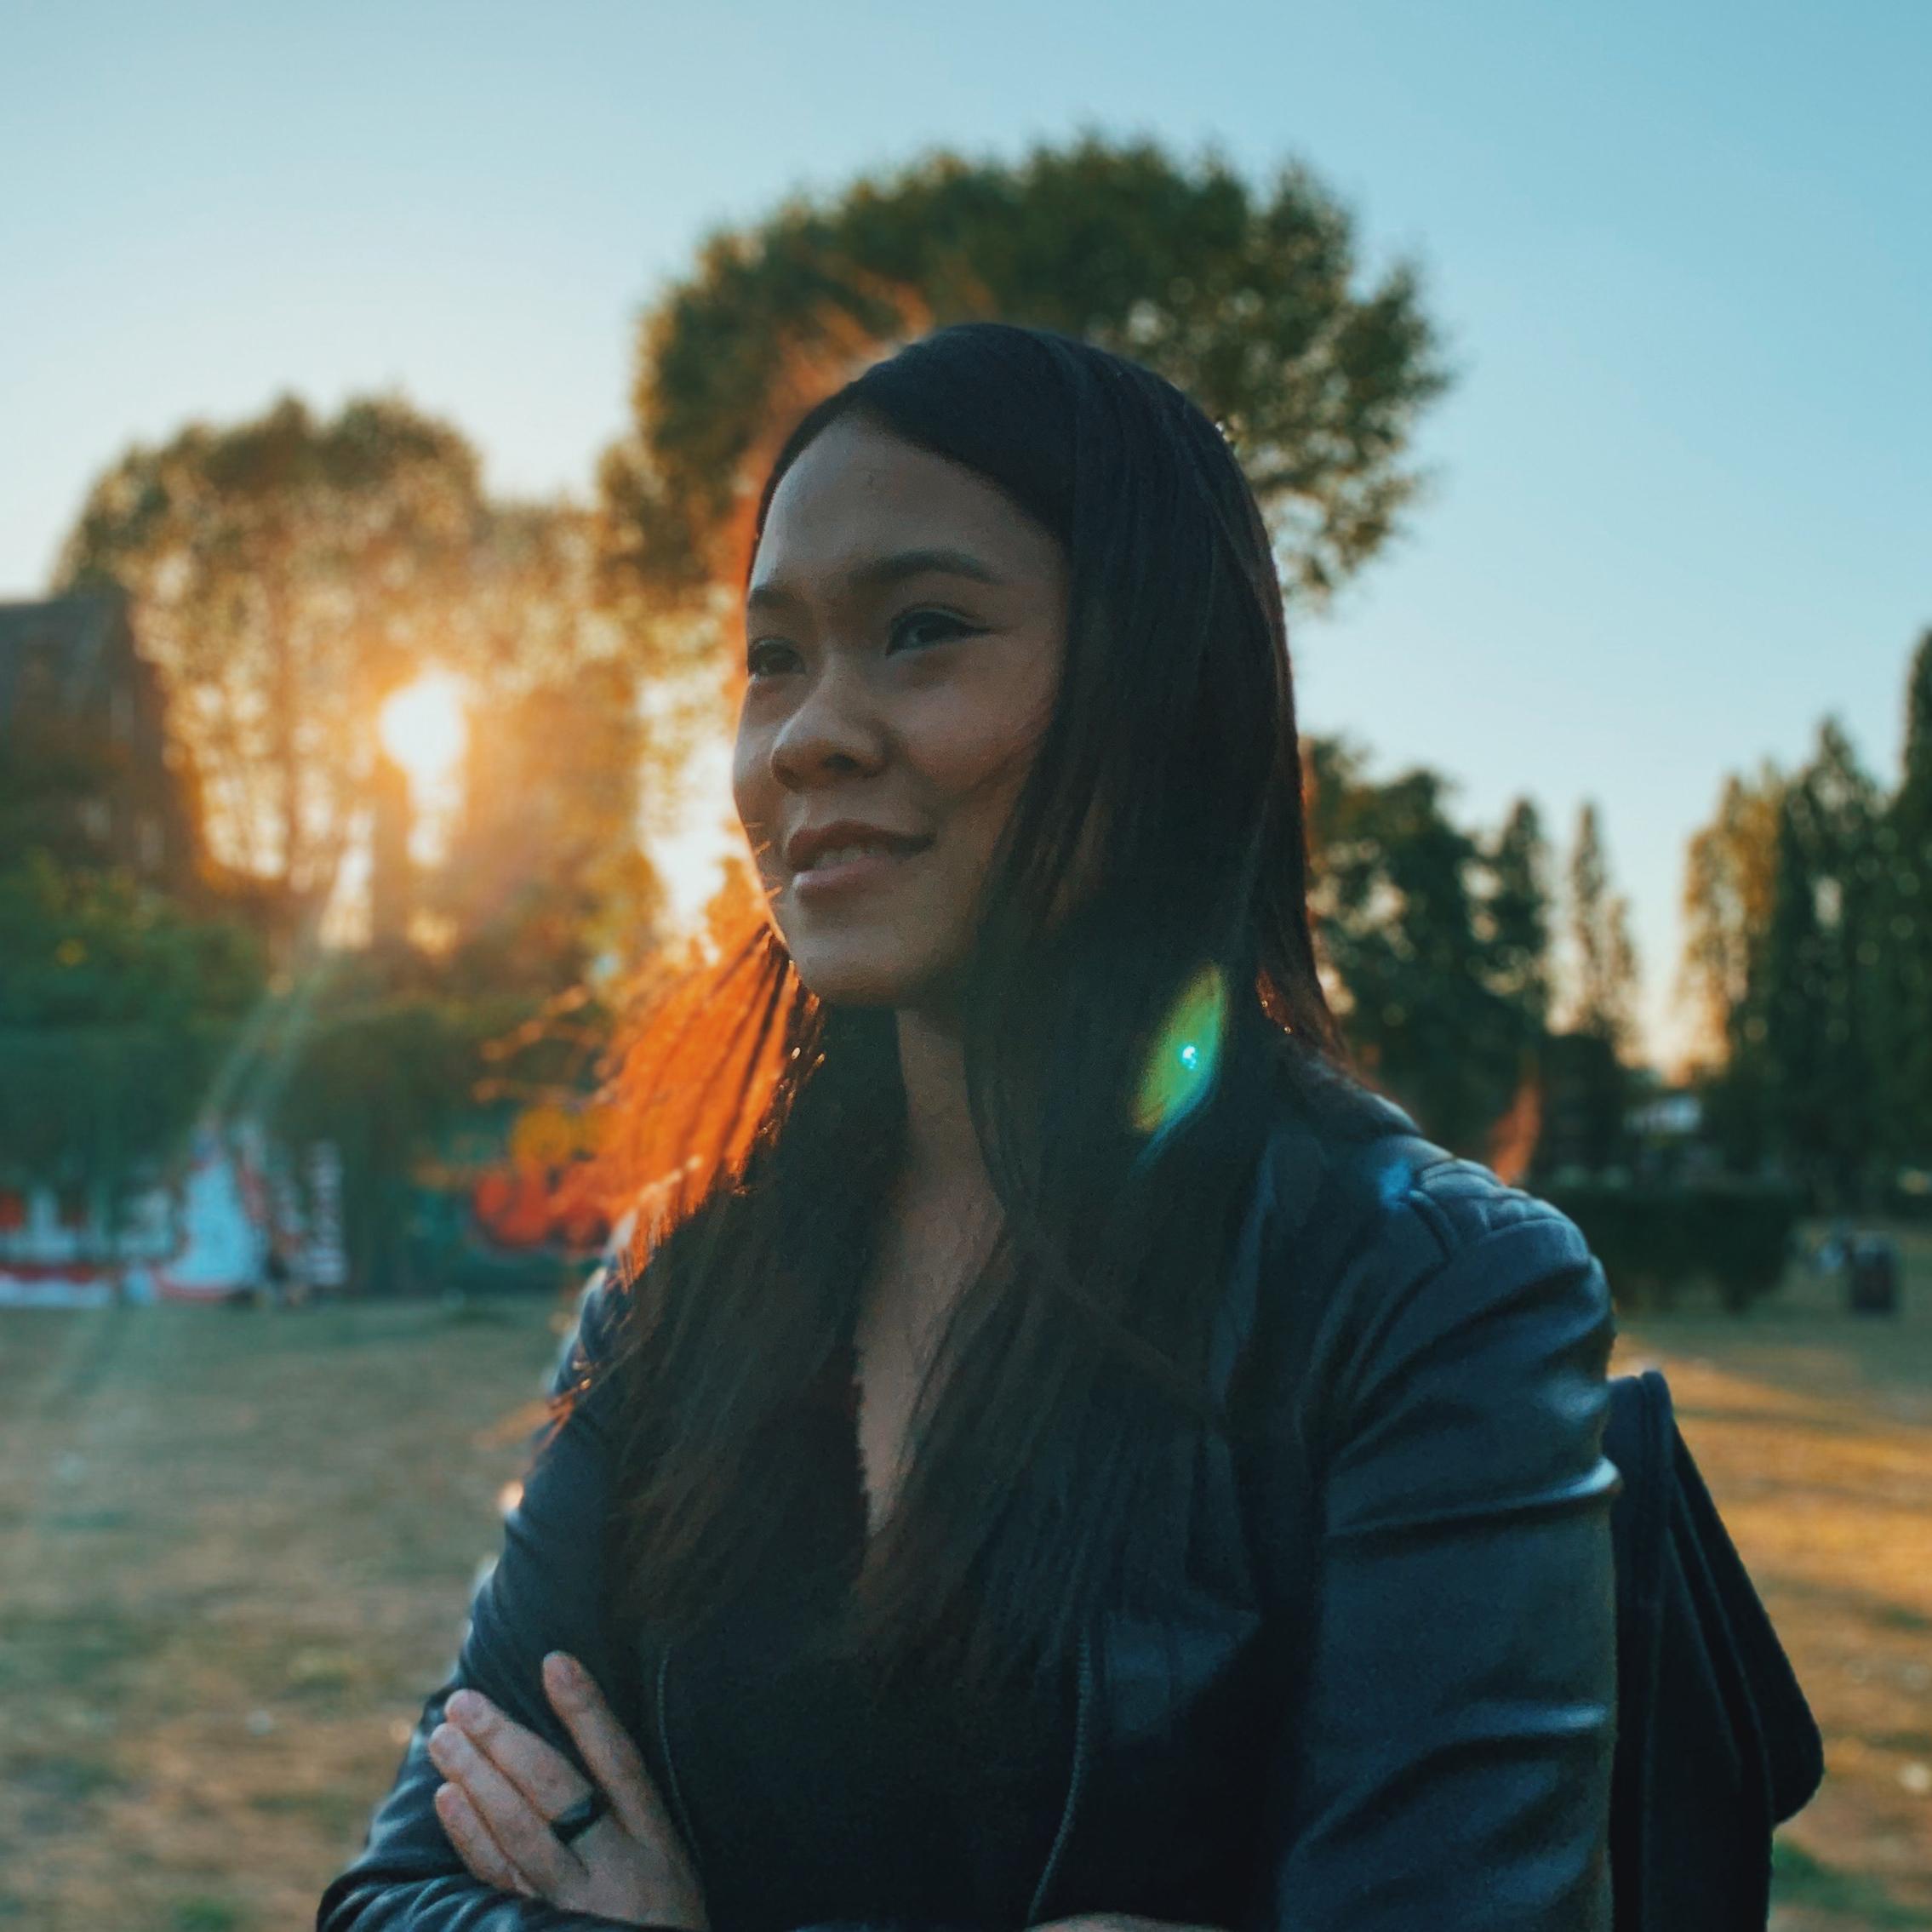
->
[792, 839, 932, 895]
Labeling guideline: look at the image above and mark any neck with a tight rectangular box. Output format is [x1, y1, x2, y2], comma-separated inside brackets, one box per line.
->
[892, 1005, 994, 1209]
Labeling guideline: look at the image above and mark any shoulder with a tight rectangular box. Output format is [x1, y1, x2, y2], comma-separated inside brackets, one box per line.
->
[1242, 1061, 1615, 1429]
[1255, 1055, 1604, 1283]
[545, 1217, 642, 1420]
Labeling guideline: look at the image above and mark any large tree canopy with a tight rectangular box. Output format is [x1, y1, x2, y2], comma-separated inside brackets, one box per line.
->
[601, 134, 1453, 650]
[55, 396, 488, 920]
[54, 398, 643, 962]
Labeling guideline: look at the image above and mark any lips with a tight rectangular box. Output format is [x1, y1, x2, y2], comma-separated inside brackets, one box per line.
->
[786, 823, 933, 872]
[797, 837, 928, 872]
[790, 838, 931, 900]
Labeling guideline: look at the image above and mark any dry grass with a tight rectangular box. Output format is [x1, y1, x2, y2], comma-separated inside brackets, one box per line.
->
[1615, 1221, 1932, 1930]
[0, 1295, 565, 1932]
[0, 1224, 1927, 1929]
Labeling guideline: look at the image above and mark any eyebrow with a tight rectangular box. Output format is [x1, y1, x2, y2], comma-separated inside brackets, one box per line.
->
[745, 546, 1008, 614]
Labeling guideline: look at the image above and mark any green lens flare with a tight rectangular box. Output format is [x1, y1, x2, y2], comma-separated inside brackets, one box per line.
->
[1131, 961, 1227, 1140]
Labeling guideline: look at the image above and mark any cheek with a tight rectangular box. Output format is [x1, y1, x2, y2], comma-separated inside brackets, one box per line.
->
[731, 738, 775, 859]
[913, 683, 1054, 822]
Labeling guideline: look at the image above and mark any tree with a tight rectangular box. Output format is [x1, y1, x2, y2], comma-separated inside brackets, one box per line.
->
[1562, 803, 1641, 1058]
[0, 849, 266, 1203]
[1735, 720, 1888, 1205]
[1872, 629, 1932, 1167]
[431, 657, 668, 992]
[601, 132, 1454, 668]
[1678, 763, 1785, 1075]
[1479, 798, 1557, 1032]
[1305, 735, 1550, 1155]
[1679, 636, 1930, 1193]
[54, 396, 490, 946]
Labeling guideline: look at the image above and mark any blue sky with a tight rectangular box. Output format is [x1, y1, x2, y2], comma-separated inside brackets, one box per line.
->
[4, 0, 1927, 1072]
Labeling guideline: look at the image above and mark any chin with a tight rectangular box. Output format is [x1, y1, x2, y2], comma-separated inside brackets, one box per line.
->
[784, 939, 955, 1011]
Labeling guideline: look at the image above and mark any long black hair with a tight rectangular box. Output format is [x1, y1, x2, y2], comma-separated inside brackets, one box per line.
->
[585, 320, 1360, 1701]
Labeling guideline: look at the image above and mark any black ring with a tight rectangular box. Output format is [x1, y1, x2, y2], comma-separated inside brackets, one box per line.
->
[549, 1786, 610, 1847]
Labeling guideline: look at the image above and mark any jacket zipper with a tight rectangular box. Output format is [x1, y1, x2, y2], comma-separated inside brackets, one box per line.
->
[655, 1643, 706, 1890]
[1025, 1625, 1094, 1925]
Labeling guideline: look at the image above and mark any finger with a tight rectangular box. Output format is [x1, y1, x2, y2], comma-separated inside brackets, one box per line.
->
[542, 1651, 674, 1843]
[435, 1780, 538, 1897]
[429, 1719, 574, 1894]
[445, 1687, 592, 1823]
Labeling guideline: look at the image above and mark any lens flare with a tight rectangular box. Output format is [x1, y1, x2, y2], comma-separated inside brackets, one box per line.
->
[1131, 960, 1228, 1143]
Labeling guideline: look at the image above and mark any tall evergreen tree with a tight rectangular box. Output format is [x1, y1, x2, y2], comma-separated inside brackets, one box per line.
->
[1748, 720, 1886, 1204]
[1679, 763, 1785, 1171]
[1563, 803, 1642, 1057]
[1481, 798, 1556, 1032]
[1305, 735, 1553, 1155]
[1753, 791, 1832, 1194]
[1875, 630, 1932, 1167]
[1678, 763, 1784, 1074]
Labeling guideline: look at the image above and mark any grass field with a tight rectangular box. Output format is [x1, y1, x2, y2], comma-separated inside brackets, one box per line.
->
[1, 1228, 1928, 1931]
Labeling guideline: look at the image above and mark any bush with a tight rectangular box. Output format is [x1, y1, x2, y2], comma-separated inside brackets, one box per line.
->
[1543, 1176, 1807, 1313]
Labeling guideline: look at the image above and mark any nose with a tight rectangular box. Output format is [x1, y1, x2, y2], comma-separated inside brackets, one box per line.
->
[769, 656, 888, 787]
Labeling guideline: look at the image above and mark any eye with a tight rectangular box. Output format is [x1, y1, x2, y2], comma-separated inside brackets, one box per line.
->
[744, 609, 978, 679]
[745, 638, 797, 679]
[889, 609, 978, 653]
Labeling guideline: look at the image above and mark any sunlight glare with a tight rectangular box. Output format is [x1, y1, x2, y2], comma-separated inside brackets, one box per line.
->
[377, 673, 467, 796]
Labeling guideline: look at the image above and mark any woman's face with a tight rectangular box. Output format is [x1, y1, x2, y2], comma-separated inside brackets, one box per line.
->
[733, 411, 1071, 1012]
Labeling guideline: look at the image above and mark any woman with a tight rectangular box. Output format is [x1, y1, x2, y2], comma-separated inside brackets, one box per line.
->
[318, 322, 1619, 1932]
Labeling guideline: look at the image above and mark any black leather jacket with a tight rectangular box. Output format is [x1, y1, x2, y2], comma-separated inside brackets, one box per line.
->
[318, 1077, 1620, 1931]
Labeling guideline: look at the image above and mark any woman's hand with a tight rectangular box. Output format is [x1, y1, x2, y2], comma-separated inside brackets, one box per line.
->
[426, 1649, 708, 1930]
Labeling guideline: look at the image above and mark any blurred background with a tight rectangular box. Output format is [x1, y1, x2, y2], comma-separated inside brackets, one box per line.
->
[1, 3, 1927, 1926]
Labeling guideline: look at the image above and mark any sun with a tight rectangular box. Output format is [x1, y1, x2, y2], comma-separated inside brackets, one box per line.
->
[377, 672, 467, 796]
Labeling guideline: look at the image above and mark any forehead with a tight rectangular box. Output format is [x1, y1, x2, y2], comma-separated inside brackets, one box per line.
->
[752, 414, 1060, 588]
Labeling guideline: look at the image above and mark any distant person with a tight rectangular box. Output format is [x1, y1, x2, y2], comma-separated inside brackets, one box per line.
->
[319, 323, 1621, 1930]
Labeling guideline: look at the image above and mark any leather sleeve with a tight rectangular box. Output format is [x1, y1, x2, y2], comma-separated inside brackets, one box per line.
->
[314, 1275, 952, 1932]
[1243, 1176, 1621, 1932]
[315, 1271, 651, 1931]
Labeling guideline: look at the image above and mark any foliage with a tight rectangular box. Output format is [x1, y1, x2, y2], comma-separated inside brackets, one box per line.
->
[1529, 1028, 1638, 1181]
[1684, 633, 1932, 1207]
[1871, 629, 1932, 1172]
[51, 402, 656, 965]
[429, 657, 668, 992]
[1678, 763, 1784, 1073]
[1562, 801, 1642, 1056]
[252, 952, 620, 1294]
[258, 988, 477, 1297]
[0, 850, 260, 1028]
[0, 719, 128, 876]
[601, 131, 1454, 664]
[1304, 733, 1552, 1155]
[1542, 1175, 1806, 1312]
[54, 396, 488, 922]
[1758, 730, 1889, 1203]
[0, 850, 266, 1190]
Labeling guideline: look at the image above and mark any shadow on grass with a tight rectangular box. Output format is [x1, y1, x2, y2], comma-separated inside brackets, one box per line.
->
[167, 1901, 251, 1932]
[1775, 1834, 1931, 1928]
